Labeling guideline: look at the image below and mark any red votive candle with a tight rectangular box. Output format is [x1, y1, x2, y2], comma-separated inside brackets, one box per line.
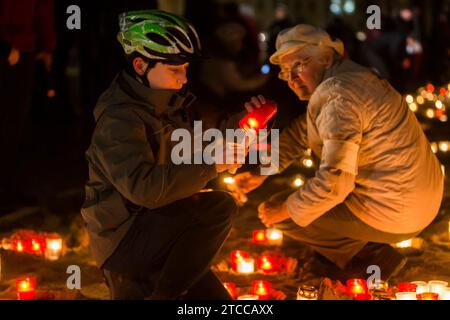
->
[239, 101, 277, 132]
[14, 239, 27, 253]
[230, 250, 250, 271]
[252, 280, 272, 300]
[346, 279, 367, 300]
[252, 230, 267, 244]
[417, 292, 439, 300]
[397, 282, 418, 293]
[257, 256, 277, 274]
[223, 282, 237, 300]
[16, 277, 36, 300]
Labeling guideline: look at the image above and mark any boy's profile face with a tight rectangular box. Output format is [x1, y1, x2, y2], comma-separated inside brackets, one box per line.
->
[133, 57, 189, 90]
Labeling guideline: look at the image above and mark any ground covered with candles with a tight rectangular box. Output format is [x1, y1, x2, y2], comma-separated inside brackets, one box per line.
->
[0, 87, 450, 300]
[0, 164, 449, 300]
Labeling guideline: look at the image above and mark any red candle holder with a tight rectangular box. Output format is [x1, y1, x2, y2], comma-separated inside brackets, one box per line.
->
[223, 282, 237, 300]
[417, 292, 439, 300]
[346, 279, 368, 300]
[16, 277, 36, 300]
[257, 256, 277, 274]
[29, 236, 46, 255]
[13, 239, 27, 253]
[397, 282, 418, 293]
[252, 280, 272, 300]
[230, 250, 250, 271]
[252, 230, 267, 244]
[239, 101, 277, 132]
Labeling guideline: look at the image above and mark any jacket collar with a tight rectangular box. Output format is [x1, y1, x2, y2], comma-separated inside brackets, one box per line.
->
[119, 70, 192, 117]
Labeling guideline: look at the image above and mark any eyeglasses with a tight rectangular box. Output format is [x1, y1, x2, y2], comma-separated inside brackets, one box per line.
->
[278, 57, 312, 81]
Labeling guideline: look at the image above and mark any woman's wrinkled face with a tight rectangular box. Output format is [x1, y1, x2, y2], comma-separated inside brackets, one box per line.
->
[278, 48, 330, 101]
[147, 62, 189, 90]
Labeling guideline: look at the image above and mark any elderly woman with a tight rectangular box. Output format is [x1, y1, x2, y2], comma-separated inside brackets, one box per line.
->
[234, 25, 444, 280]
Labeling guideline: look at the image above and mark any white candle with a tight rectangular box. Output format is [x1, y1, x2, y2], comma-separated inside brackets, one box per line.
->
[396, 292, 417, 300]
[237, 295, 259, 300]
[428, 280, 448, 299]
[44, 237, 63, 261]
[442, 287, 450, 300]
[411, 281, 429, 294]
[266, 228, 283, 246]
[236, 258, 255, 274]
[394, 239, 413, 248]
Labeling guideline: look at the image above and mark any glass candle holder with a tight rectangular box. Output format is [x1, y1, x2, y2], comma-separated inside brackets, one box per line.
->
[252, 280, 272, 300]
[397, 282, 418, 293]
[252, 230, 267, 244]
[297, 285, 318, 300]
[396, 292, 417, 300]
[265, 229, 283, 246]
[16, 277, 36, 300]
[230, 250, 250, 271]
[411, 281, 428, 294]
[257, 256, 277, 274]
[44, 235, 63, 261]
[346, 279, 367, 300]
[417, 292, 439, 300]
[428, 280, 448, 299]
[236, 258, 255, 274]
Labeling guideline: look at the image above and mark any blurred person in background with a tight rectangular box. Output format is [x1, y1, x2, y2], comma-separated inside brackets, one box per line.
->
[0, 0, 56, 211]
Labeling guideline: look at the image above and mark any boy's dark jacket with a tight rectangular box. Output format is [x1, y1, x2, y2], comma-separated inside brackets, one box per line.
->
[81, 70, 242, 266]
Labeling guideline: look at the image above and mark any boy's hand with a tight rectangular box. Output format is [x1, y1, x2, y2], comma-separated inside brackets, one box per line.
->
[214, 143, 247, 173]
[233, 171, 268, 193]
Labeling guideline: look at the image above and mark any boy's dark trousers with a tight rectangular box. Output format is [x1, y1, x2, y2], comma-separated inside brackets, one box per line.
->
[103, 190, 237, 299]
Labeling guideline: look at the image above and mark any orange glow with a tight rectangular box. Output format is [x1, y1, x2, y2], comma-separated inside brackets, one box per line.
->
[230, 250, 250, 270]
[223, 282, 237, 299]
[417, 292, 439, 300]
[346, 279, 367, 300]
[16, 277, 36, 300]
[247, 118, 259, 129]
[257, 256, 276, 273]
[252, 280, 271, 300]
[252, 230, 267, 243]
[426, 83, 435, 93]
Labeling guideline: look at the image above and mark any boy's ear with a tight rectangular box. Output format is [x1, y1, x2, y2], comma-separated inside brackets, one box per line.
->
[132, 57, 147, 76]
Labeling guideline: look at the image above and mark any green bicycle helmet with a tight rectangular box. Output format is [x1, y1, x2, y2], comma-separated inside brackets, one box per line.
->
[117, 10, 203, 65]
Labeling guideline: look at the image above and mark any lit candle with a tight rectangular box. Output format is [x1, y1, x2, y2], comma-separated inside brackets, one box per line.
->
[236, 258, 255, 274]
[252, 280, 271, 300]
[346, 279, 367, 300]
[44, 235, 63, 261]
[223, 282, 237, 300]
[230, 250, 250, 271]
[266, 228, 283, 246]
[292, 175, 305, 187]
[428, 280, 448, 299]
[417, 292, 439, 300]
[438, 141, 449, 153]
[237, 294, 259, 300]
[257, 256, 276, 274]
[252, 230, 267, 244]
[397, 282, 417, 293]
[396, 292, 417, 300]
[442, 287, 450, 300]
[394, 239, 413, 248]
[411, 281, 429, 294]
[14, 239, 26, 253]
[302, 158, 314, 168]
[29, 237, 45, 255]
[16, 277, 36, 300]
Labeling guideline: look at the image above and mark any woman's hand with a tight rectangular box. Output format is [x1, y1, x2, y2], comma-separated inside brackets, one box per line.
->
[257, 201, 290, 228]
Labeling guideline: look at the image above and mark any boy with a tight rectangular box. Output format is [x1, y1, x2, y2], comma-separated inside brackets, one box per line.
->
[81, 10, 249, 299]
